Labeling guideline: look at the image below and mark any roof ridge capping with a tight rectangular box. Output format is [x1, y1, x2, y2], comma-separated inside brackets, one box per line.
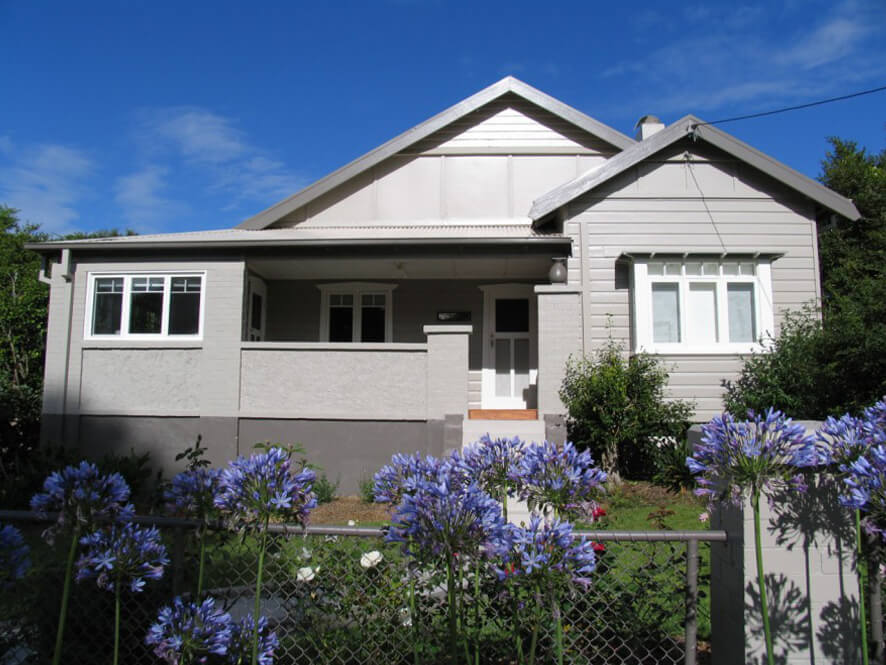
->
[529, 114, 860, 224]
[236, 77, 635, 231]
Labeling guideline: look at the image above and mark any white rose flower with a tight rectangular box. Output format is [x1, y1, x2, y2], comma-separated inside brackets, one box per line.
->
[360, 550, 383, 569]
[296, 566, 315, 582]
[300, 547, 312, 560]
[347, 520, 357, 527]
[399, 607, 412, 627]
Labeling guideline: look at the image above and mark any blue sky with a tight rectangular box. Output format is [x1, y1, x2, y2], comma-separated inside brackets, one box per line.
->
[1, 0, 884, 235]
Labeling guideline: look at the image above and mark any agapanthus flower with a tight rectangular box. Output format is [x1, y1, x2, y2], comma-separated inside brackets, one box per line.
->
[841, 445, 886, 541]
[0, 523, 30, 586]
[373, 451, 470, 505]
[800, 413, 872, 469]
[76, 522, 169, 592]
[214, 448, 316, 524]
[864, 398, 886, 431]
[686, 409, 814, 508]
[225, 615, 278, 665]
[515, 440, 607, 519]
[165, 468, 222, 521]
[146, 596, 232, 664]
[30, 461, 134, 541]
[490, 514, 596, 585]
[387, 459, 505, 563]
[462, 434, 525, 500]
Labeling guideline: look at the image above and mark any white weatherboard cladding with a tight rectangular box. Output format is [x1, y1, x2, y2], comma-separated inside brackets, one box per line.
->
[275, 101, 615, 228]
[568, 147, 820, 421]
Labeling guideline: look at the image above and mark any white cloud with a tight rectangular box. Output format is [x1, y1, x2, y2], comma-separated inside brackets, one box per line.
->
[114, 165, 189, 228]
[133, 107, 305, 212]
[599, 0, 886, 116]
[0, 138, 94, 233]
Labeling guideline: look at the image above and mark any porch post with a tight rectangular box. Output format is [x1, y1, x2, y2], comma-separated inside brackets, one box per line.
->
[534, 284, 583, 443]
[424, 325, 472, 456]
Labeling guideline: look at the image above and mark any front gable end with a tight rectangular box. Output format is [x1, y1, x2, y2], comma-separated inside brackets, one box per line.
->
[240, 79, 632, 231]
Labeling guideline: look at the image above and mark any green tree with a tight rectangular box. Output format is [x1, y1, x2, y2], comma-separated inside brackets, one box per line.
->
[559, 338, 694, 481]
[724, 137, 886, 417]
[0, 205, 48, 446]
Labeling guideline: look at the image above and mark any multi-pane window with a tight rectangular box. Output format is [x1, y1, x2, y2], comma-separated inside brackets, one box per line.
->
[633, 259, 772, 353]
[87, 274, 204, 339]
[318, 283, 395, 343]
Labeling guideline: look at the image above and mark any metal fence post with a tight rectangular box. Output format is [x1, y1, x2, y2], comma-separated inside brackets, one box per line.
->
[685, 539, 698, 665]
[872, 565, 884, 665]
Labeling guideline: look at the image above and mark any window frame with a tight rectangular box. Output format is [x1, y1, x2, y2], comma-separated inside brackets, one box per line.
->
[631, 258, 773, 354]
[84, 272, 206, 341]
[317, 282, 396, 343]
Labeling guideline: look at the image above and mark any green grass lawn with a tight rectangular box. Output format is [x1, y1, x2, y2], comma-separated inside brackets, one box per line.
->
[594, 481, 708, 531]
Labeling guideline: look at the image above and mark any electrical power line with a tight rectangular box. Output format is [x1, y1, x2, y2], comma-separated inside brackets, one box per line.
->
[691, 84, 886, 128]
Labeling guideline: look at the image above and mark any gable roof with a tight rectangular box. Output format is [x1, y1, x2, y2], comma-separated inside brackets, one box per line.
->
[237, 77, 634, 230]
[528, 114, 861, 224]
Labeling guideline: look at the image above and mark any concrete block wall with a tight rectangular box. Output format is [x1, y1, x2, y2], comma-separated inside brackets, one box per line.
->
[424, 325, 472, 419]
[699, 417, 862, 664]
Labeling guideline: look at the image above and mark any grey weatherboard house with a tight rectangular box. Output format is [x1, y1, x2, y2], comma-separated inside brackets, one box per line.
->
[29, 78, 860, 492]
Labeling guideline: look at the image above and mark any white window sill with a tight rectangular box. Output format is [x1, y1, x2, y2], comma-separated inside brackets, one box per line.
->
[83, 338, 203, 349]
[635, 343, 767, 355]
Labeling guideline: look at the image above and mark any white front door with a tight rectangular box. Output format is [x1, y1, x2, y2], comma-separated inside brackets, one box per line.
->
[480, 285, 537, 409]
[247, 275, 267, 341]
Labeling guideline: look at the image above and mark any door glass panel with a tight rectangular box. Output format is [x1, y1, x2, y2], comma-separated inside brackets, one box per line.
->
[652, 283, 680, 343]
[687, 283, 718, 344]
[728, 283, 756, 342]
[495, 299, 529, 333]
[495, 339, 511, 397]
[329, 306, 353, 342]
[513, 338, 529, 399]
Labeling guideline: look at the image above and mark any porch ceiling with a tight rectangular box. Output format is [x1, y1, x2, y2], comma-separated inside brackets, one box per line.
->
[247, 255, 554, 280]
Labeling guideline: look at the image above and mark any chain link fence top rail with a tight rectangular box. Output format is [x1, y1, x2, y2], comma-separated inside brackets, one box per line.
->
[0, 511, 725, 665]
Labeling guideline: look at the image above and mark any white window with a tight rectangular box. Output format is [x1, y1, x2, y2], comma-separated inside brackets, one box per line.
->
[85, 273, 205, 339]
[317, 283, 396, 343]
[632, 258, 773, 354]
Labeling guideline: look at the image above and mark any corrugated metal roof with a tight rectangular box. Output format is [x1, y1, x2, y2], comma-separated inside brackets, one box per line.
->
[27, 220, 564, 252]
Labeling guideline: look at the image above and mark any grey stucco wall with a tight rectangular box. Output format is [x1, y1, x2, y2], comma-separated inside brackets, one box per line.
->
[535, 285, 583, 416]
[238, 418, 445, 495]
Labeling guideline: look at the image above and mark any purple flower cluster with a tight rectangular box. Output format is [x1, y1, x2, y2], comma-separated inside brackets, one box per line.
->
[515, 441, 607, 519]
[387, 459, 505, 562]
[462, 434, 525, 500]
[165, 468, 223, 521]
[0, 523, 30, 586]
[146, 596, 232, 664]
[146, 599, 278, 665]
[215, 448, 316, 525]
[373, 451, 470, 505]
[30, 462, 134, 539]
[226, 614, 278, 665]
[490, 514, 596, 585]
[76, 522, 169, 592]
[686, 409, 813, 507]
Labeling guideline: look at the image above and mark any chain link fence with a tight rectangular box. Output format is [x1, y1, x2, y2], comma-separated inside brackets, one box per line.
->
[1, 513, 724, 665]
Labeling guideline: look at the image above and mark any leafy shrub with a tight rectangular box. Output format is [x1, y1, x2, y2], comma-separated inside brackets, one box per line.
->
[723, 307, 886, 419]
[358, 476, 376, 503]
[313, 473, 339, 504]
[652, 436, 698, 494]
[559, 338, 694, 481]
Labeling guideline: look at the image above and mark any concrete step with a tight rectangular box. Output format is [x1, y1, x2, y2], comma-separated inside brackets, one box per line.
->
[461, 419, 546, 448]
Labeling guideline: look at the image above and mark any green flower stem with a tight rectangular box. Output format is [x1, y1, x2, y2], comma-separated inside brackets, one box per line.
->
[446, 556, 458, 665]
[751, 489, 775, 665]
[253, 515, 270, 665]
[501, 488, 508, 523]
[511, 584, 524, 664]
[553, 590, 563, 665]
[112, 580, 121, 665]
[473, 558, 480, 665]
[196, 530, 207, 598]
[459, 562, 470, 665]
[855, 509, 870, 665]
[409, 577, 418, 665]
[52, 524, 80, 665]
[527, 584, 541, 665]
